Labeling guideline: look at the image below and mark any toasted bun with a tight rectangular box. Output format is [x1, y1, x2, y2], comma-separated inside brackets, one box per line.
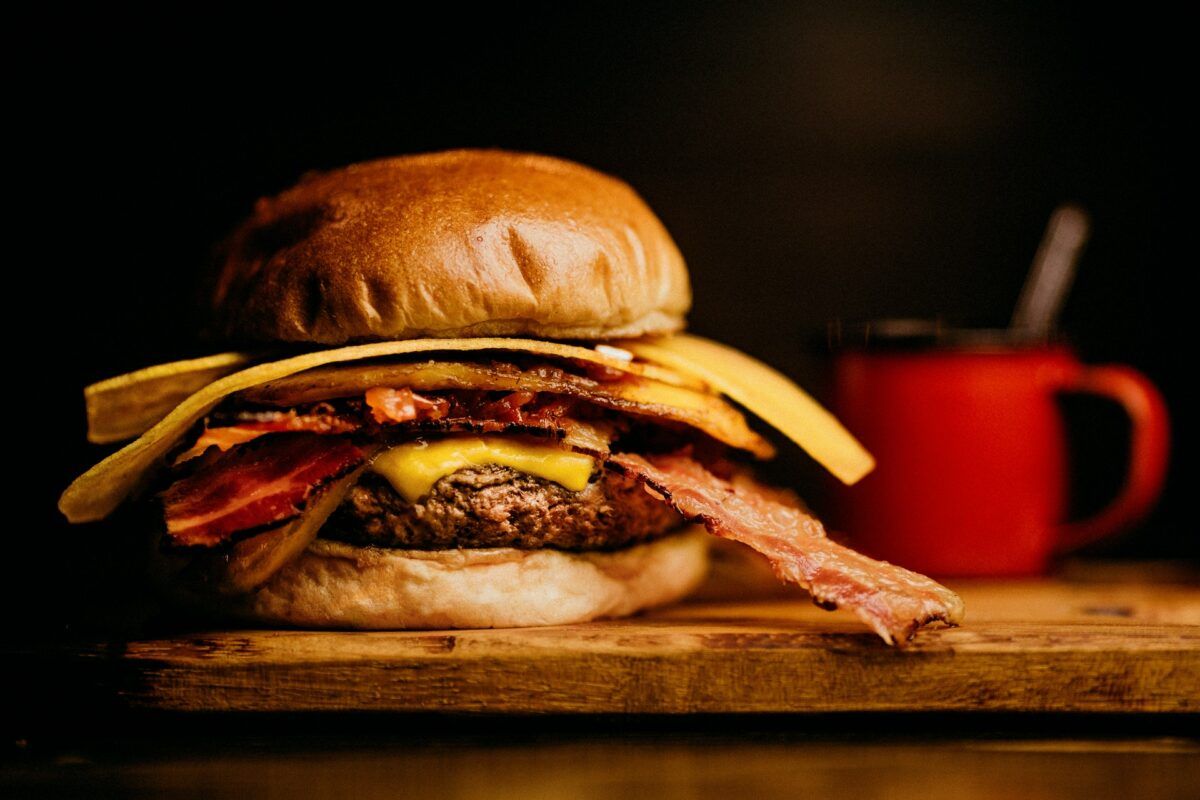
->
[235, 527, 708, 629]
[211, 150, 691, 344]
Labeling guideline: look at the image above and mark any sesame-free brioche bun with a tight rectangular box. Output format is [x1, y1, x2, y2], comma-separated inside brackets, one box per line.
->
[211, 150, 692, 344]
[238, 527, 709, 628]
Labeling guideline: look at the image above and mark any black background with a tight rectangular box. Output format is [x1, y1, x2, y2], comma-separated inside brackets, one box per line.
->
[20, 3, 1190, 635]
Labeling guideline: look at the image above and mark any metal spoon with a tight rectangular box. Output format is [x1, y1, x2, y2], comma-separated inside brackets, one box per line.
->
[1010, 204, 1091, 338]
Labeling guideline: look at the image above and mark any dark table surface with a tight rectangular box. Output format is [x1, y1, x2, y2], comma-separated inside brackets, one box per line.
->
[5, 714, 1198, 799]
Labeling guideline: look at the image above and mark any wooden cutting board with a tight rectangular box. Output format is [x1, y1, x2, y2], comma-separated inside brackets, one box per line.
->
[27, 572, 1200, 714]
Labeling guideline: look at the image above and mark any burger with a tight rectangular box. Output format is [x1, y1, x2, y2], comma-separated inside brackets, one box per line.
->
[59, 150, 963, 644]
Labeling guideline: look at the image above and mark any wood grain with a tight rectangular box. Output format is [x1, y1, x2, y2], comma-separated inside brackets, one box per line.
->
[29, 577, 1200, 713]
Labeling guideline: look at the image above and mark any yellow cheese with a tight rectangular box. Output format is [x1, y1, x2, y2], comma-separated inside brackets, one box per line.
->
[371, 436, 596, 502]
[616, 334, 876, 485]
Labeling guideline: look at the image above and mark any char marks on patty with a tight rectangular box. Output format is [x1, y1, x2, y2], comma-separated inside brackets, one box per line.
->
[320, 466, 682, 550]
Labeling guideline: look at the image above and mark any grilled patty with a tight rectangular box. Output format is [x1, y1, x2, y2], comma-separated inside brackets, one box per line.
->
[320, 466, 682, 550]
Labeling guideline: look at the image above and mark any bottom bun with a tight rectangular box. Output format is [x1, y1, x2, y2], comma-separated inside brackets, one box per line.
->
[238, 526, 710, 628]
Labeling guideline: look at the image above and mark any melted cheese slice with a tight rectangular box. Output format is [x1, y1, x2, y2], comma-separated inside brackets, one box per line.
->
[372, 436, 596, 502]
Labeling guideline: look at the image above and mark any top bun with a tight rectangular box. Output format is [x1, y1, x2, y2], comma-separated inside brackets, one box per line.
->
[210, 150, 691, 344]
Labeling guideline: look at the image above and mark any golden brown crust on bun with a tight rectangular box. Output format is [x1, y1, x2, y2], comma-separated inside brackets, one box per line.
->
[211, 150, 691, 344]
[236, 527, 709, 629]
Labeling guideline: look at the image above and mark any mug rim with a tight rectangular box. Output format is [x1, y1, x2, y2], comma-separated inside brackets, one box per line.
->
[826, 318, 1069, 352]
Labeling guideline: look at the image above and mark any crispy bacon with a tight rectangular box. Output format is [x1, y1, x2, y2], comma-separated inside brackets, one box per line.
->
[175, 409, 362, 463]
[364, 387, 451, 425]
[162, 433, 364, 547]
[478, 391, 536, 422]
[607, 451, 964, 645]
[396, 392, 617, 453]
[400, 415, 615, 456]
[183, 390, 607, 465]
[305, 391, 591, 435]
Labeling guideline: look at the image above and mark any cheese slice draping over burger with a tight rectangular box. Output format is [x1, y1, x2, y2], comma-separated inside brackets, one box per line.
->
[59, 150, 963, 644]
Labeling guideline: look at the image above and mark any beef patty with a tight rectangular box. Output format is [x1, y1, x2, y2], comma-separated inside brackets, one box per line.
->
[320, 466, 682, 550]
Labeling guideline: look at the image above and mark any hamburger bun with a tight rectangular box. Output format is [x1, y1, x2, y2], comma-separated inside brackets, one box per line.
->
[211, 149, 691, 344]
[238, 527, 709, 628]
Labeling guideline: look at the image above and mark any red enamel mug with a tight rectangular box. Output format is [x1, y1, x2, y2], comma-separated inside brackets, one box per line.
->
[829, 325, 1170, 577]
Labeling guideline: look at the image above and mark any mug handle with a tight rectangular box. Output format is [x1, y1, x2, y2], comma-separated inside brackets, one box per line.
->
[1052, 364, 1170, 553]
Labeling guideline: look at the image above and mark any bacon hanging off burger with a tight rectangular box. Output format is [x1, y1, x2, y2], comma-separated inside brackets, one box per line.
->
[607, 451, 964, 645]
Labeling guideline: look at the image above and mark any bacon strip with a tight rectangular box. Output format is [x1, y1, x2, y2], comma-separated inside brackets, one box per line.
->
[607, 452, 964, 645]
[162, 433, 364, 547]
[175, 410, 362, 463]
[182, 389, 531, 461]
[364, 387, 451, 424]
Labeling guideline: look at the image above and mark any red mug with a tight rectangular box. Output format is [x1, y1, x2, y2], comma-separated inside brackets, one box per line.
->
[830, 329, 1170, 576]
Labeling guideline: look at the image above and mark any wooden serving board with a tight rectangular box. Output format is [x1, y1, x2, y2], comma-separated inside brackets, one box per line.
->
[29, 574, 1200, 714]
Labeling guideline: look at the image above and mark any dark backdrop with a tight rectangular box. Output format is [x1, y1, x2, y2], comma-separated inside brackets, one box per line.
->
[22, 3, 1189, 634]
